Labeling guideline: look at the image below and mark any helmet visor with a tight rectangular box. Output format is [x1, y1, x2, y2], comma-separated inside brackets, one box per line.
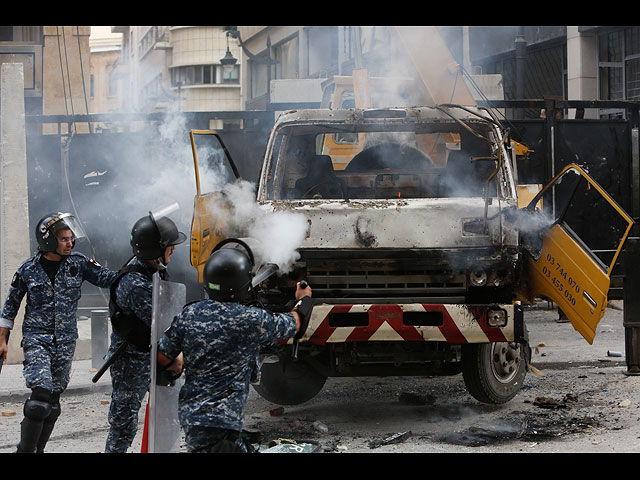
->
[149, 202, 186, 247]
[54, 213, 86, 241]
[150, 202, 179, 224]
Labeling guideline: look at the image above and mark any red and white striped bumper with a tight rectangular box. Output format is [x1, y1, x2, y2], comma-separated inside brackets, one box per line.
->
[293, 303, 521, 345]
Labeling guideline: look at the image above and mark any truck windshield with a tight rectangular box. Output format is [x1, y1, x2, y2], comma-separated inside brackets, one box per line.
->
[266, 122, 498, 201]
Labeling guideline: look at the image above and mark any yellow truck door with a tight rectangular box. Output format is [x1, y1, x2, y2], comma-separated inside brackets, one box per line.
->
[189, 130, 240, 282]
[521, 164, 634, 344]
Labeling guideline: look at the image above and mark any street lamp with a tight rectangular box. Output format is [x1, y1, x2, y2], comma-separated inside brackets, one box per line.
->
[220, 29, 272, 106]
[220, 32, 238, 75]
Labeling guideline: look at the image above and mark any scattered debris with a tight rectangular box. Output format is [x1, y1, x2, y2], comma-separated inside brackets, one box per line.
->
[529, 364, 544, 377]
[262, 438, 322, 453]
[1, 409, 16, 417]
[618, 399, 631, 408]
[267, 438, 298, 447]
[607, 350, 623, 357]
[369, 431, 412, 449]
[269, 407, 285, 416]
[398, 391, 435, 406]
[439, 414, 601, 447]
[439, 422, 526, 446]
[533, 397, 567, 409]
[313, 421, 329, 433]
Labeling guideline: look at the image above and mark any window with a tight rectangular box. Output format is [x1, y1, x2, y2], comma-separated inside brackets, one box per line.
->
[598, 27, 640, 116]
[266, 122, 494, 201]
[274, 35, 298, 79]
[170, 64, 239, 87]
[139, 26, 170, 58]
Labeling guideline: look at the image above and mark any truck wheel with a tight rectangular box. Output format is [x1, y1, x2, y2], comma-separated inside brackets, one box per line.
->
[252, 356, 327, 405]
[461, 342, 526, 404]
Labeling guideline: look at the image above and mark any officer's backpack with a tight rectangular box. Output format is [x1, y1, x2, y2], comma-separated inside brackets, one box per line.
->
[109, 263, 153, 351]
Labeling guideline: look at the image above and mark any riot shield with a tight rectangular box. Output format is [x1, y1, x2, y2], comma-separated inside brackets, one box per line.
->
[148, 272, 186, 453]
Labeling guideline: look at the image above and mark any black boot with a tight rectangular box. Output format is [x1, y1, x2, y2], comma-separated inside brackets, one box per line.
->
[36, 397, 60, 453]
[16, 389, 52, 453]
[16, 416, 45, 453]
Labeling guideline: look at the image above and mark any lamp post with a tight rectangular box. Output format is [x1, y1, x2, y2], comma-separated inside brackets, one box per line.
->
[220, 33, 238, 76]
[221, 28, 272, 108]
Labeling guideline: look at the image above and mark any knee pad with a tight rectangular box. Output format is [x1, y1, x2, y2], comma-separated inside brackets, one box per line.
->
[46, 392, 61, 422]
[24, 388, 52, 421]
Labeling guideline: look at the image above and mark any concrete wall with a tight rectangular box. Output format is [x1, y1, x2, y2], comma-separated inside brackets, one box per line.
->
[1, 63, 30, 363]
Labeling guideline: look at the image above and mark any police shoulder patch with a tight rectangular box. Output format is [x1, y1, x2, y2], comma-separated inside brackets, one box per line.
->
[88, 257, 102, 268]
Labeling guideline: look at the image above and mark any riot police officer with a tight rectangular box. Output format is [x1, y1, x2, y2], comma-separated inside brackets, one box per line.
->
[104, 210, 186, 453]
[0, 212, 117, 453]
[156, 240, 313, 453]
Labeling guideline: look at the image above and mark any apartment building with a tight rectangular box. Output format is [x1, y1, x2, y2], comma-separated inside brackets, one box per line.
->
[110, 26, 242, 119]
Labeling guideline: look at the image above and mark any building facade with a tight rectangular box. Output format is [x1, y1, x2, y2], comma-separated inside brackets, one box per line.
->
[234, 26, 640, 120]
[89, 26, 123, 116]
[1, 26, 639, 120]
[110, 26, 242, 121]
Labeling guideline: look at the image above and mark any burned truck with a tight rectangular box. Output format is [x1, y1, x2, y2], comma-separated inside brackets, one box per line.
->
[188, 105, 634, 406]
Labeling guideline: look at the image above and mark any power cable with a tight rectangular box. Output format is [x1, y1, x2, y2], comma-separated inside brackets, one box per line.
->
[55, 26, 108, 303]
[56, 26, 70, 119]
[75, 26, 92, 134]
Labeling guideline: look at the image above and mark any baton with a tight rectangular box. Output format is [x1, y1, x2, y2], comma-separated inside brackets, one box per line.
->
[92, 341, 128, 383]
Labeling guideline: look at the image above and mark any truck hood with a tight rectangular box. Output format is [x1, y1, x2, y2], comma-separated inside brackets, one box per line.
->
[263, 197, 518, 250]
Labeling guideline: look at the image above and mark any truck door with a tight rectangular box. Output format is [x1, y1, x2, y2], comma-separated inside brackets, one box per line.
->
[189, 130, 241, 282]
[521, 163, 634, 344]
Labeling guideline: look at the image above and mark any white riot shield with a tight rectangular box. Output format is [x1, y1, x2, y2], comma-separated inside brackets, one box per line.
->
[148, 273, 186, 453]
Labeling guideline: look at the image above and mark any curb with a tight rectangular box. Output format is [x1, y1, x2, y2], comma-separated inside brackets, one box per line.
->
[0, 382, 112, 403]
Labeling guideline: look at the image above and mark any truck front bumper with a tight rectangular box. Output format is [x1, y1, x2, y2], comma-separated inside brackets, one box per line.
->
[294, 303, 525, 345]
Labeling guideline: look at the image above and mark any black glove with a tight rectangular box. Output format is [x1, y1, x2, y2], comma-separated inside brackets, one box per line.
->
[293, 296, 314, 340]
[156, 359, 183, 386]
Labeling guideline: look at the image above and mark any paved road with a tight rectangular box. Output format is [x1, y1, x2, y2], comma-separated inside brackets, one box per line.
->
[0, 301, 636, 453]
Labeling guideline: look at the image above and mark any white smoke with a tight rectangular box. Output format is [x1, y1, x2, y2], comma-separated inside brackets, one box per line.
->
[222, 179, 308, 273]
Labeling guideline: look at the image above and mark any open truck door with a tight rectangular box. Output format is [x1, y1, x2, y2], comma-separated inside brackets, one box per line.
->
[520, 163, 634, 344]
[189, 130, 240, 282]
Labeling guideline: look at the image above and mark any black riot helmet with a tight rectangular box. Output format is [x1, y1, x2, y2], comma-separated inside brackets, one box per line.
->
[35, 212, 86, 253]
[130, 211, 186, 261]
[203, 238, 255, 302]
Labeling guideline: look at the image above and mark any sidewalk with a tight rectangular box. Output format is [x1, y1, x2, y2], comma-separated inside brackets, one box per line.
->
[0, 358, 112, 402]
[0, 315, 113, 401]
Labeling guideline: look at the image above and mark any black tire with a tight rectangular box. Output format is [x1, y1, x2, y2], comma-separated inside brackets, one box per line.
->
[461, 342, 527, 404]
[252, 356, 327, 405]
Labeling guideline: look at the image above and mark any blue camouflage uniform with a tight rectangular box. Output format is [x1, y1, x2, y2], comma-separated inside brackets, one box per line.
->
[157, 299, 297, 452]
[104, 256, 159, 453]
[0, 252, 116, 393]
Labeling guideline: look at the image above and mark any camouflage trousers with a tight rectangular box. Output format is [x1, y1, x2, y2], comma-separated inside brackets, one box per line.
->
[104, 337, 150, 453]
[22, 334, 75, 393]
